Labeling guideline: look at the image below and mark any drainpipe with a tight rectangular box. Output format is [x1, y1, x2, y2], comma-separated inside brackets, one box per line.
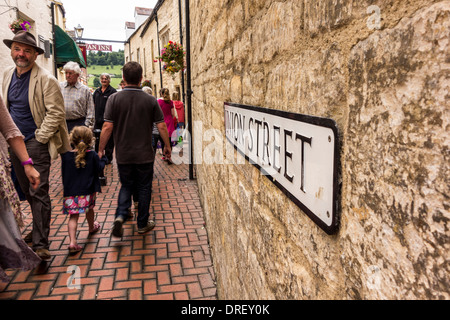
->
[50, 2, 57, 78]
[178, 0, 185, 106]
[155, 13, 163, 89]
[185, 0, 194, 179]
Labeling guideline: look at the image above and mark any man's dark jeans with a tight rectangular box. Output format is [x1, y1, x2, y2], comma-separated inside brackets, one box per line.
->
[116, 162, 154, 229]
[66, 118, 86, 133]
[10, 138, 51, 251]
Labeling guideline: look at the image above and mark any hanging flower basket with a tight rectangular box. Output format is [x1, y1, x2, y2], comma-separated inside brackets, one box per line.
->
[141, 79, 151, 88]
[156, 41, 185, 76]
[9, 19, 31, 33]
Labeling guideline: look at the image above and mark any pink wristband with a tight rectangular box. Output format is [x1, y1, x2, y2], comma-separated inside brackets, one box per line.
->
[21, 158, 34, 166]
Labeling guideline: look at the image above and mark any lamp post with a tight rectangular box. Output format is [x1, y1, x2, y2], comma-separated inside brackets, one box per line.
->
[74, 24, 84, 40]
[73, 23, 88, 85]
[74, 24, 105, 183]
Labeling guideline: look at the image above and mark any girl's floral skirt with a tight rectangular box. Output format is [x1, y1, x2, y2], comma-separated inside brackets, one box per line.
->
[63, 193, 96, 215]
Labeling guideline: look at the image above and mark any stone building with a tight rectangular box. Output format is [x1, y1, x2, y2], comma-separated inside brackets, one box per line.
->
[0, 0, 86, 87]
[0, 1, 59, 156]
[0, 0, 59, 88]
[188, 0, 449, 299]
[124, 0, 186, 100]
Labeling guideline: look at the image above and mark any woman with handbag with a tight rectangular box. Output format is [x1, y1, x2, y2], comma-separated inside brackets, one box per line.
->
[158, 88, 177, 163]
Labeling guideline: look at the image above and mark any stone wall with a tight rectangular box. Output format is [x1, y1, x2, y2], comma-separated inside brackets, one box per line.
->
[189, 0, 449, 299]
[125, 22, 147, 70]
[154, 0, 185, 95]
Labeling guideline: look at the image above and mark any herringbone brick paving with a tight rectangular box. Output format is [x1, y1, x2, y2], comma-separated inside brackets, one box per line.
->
[0, 148, 217, 300]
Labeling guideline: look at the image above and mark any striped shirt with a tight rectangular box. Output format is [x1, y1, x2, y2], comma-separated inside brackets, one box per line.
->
[60, 81, 94, 127]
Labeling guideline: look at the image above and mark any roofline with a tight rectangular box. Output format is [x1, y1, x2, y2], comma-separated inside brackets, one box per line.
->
[140, 0, 165, 37]
[124, 16, 148, 44]
[52, 0, 66, 17]
[124, 0, 164, 44]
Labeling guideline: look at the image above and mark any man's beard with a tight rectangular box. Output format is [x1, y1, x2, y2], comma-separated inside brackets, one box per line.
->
[14, 56, 32, 68]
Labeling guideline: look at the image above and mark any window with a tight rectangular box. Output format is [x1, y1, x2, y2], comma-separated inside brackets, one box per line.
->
[151, 40, 155, 73]
[18, 12, 34, 34]
[37, 35, 47, 55]
[43, 39, 51, 58]
[160, 29, 170, 49]
[143, 48, 146, 77]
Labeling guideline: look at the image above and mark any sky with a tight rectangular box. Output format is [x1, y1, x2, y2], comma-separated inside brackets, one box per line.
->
[61, 0, 158, 51]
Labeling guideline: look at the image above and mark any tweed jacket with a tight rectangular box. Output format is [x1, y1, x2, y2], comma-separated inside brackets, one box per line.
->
[2, 63, 70, 159]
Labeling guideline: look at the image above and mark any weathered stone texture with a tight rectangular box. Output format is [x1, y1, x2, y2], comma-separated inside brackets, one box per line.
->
[345, 2, 449, 299]
[190, 0, 449, 299]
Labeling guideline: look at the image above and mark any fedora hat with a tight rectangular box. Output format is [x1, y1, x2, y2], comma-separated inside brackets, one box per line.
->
[3, 30, 44, 55]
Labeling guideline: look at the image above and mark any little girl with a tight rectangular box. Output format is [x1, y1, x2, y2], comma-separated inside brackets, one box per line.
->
[61, 126, 107, 254]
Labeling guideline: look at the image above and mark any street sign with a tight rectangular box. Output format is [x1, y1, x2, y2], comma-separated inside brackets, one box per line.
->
[224, 102, 341, 234]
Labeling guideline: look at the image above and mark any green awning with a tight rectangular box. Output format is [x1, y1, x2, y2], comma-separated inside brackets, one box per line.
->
[54, 25, 86, 68]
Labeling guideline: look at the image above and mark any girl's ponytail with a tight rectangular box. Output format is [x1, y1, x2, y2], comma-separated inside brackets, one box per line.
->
[69, 126, 94, 168]
[75, 139, 88, 168]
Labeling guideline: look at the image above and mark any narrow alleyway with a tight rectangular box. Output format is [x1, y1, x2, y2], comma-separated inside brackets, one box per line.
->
[0, 147, 217, 300]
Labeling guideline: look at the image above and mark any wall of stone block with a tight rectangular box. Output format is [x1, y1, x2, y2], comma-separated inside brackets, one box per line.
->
[189, 0, 449, 299]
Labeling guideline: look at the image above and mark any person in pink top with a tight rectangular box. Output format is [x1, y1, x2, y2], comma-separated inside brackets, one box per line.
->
[157, 88, 177, 161]
[172, 92, 185, 129]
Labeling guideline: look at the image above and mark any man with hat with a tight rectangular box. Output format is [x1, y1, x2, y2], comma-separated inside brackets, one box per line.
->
[2, 30, 70, 259]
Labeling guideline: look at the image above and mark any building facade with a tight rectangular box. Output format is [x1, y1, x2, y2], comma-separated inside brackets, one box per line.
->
[0, 0, 86, 87]
[124, 0, 186, 100]
[0, 0, 63, 88]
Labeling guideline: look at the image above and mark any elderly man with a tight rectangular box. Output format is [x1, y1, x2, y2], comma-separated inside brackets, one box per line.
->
[60, 61, 94, 132]
[2, 31, 70, 259]
[93, 73, 116, 164]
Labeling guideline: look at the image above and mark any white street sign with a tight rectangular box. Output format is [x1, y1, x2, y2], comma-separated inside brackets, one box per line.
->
[224, 102, 340, 234]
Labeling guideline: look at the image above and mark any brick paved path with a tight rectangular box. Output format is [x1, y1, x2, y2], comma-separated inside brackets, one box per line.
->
[0, 149, 217, 300]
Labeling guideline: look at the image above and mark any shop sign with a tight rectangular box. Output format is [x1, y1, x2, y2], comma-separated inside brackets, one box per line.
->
[224, 102, 340, 234]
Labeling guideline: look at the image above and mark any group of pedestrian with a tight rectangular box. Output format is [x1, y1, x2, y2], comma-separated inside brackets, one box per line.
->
[154, 87, 186, 163]
[0, 31, 172, 280]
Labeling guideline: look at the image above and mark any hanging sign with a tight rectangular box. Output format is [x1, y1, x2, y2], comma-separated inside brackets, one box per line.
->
[224, 102, 340, 234]
[85, 44, 112, 52]
[78, 43, 87, 66]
